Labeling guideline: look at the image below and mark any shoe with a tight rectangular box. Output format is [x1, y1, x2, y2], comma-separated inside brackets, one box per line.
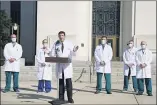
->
[45, 91, 51, 93]
[148, 93, 153, 96]
[14, 89, 20, 92]
[123, 88, 128, 92]
[48, 99, 66, 104]
[68, 99, 74, 103]
[37, 90, 43, 93]
[95, 90, 100, 94]
[136, 93, 143, 95]
[107, 91, 112, 94]
[45, 89, 51, 93]
[2, 90, 10, 93]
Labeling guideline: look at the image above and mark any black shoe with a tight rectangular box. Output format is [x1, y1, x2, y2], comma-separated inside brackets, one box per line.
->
[95, 90, 100, 94]
[14, 89, 20, 92]
[48, 99, 66, 105]
[68, 99, 74, 103]
[123, 89, 128, 92]
[148, 93, 153, 96]
[2, 90, 10, 93]
[107, 91, 112, 94]
[136, 93, 143, 95]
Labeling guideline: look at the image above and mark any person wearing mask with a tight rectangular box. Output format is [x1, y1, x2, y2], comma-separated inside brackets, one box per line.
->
[135, 41, 153, 96]
[36, 39, 52, 93]
[49, 31, 79, 104]
[123, 40, 138, 92]
[3, 34, 23, 93]
[94, 36, 113, 94]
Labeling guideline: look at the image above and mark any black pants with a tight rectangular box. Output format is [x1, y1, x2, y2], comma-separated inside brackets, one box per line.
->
[59, 71, 73, 101]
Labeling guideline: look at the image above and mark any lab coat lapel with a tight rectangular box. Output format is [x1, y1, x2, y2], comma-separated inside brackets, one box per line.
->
[100, 45, 103, 61]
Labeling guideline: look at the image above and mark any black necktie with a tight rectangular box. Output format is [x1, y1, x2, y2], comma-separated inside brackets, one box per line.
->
[61, 43, 64, 53]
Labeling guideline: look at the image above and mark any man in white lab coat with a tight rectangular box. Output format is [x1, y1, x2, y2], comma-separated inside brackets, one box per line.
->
[94, 36, 113, 94]
[50, 31, 78, 103]
[36, 39, 52, 93]
[123, 40, 138, 92]
[136, 41, 153, 96]
[3, 34, 23, 93]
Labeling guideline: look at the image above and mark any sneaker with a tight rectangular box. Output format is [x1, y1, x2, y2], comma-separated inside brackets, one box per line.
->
[14, 89, 20, 92]
[37, 90, 43, 93]
[148, 93, 153, 96]
[2, 90, 10, 93]
[123, 89, 128, 92]
[136, 93, 143, 95]
[107, 91, 112, 94]
[95, 90, 100, 94]
[45, 91, 51, 93]
[68, 99, 74, 103]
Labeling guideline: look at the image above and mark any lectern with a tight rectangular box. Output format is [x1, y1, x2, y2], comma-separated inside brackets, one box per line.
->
[45, 57, 69, 105]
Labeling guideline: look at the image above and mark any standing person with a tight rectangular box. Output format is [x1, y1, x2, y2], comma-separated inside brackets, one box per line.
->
[94, 36, 113, 94]
[3, 34, 23, 93]
[36, 39, 52, 93]
[50, 31, 79, 103]
[123, 40, 138, 92]
[136, 41, 153, 96]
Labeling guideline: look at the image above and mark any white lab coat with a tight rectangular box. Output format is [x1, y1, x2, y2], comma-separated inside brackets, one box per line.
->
[94, 44, 113, 73]
[36, 48, 52, 80]
[3, 43, 23, 72]
[123, 47, 137, 76]
[51, 40, 76, 79]
[135, 48, 152, 78]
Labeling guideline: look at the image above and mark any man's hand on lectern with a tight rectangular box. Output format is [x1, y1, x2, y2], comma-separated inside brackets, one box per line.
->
[73, 46, 79, 52]
[41, 63, 46, 67]
[68, 58, 72, 63]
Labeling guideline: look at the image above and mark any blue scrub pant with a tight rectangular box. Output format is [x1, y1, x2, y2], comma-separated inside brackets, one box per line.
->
[137, 78, 152, 95]
[38, 80, 51, 92]
[96, 73, 111, 93]
[5, 71, 19, 91]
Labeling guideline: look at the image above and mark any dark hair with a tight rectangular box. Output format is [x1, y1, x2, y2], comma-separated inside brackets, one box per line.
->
[58, 31, 65, 36]
[101, 36, 107, 39]
[42, 39, 48, 43]
[127, 40, 134, 45]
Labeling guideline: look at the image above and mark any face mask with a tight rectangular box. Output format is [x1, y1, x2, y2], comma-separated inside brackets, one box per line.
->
[101, 40, 106, 45]
[11, 38, 16, 42]
[43, 43, 48, 48]
[128, 43, 133, 48]
[141, 45, 146, 49]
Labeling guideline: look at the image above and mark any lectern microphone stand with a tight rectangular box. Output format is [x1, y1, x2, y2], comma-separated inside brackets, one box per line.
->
[45, 57, 69, 105]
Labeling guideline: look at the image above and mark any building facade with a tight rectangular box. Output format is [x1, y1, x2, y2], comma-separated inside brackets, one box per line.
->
[0, 1, 156, 65]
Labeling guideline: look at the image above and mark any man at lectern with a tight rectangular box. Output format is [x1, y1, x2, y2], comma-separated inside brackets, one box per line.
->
[50, 31, 79, 103]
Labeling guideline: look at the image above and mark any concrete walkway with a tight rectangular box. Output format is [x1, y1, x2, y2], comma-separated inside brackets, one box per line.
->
[1, 81, 156, 104]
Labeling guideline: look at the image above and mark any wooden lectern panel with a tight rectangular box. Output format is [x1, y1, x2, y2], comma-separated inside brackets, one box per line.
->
[45, 57, 69, 63]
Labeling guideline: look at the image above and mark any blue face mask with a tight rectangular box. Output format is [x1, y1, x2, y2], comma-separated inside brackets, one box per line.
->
[141, 44, 146, 49]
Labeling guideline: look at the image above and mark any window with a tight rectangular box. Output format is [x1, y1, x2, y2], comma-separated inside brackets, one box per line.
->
[92, 1, 120, 36]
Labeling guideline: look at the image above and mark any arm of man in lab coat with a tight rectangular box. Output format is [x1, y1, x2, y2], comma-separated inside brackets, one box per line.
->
[50, 43, 56, 57]
[70, 42, 78, 56]
[144, 50, 153, 67]
[3, 44, 11, 61]
[135, 51, 142, 68]
[14, 45, 23, 61]
[36, 49, 44, 64]
[94, 46, 101, 63]
[104, 46, 113, 64]
[123, 51, 129, 65]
